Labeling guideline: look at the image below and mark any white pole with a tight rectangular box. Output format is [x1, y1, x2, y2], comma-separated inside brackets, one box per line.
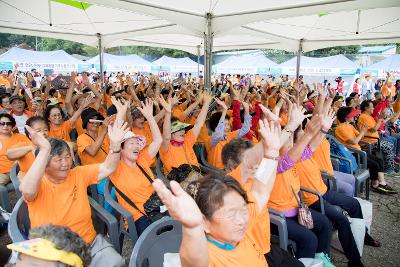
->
[295, 39, 303, 82]
[204, 13, 213, 90]
[97, 33, 104, 89]
[197, 45, 200, 77]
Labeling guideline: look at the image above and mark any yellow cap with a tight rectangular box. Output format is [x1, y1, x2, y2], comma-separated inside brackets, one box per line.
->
[7, 238, 83, 267]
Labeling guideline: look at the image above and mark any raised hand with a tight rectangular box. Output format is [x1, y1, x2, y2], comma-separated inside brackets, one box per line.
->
[108, 118, 130, 145]
[25, 125, 51, 150]
[111, 96, 130, 114]
[158, 96, 172, 113]
[81, 72, 90, 85]
[259, 118, 281, 158]
[214, 97, 228, 110]
[78, 95, 94, 110]
[260, 104, 281, 123]
[153, 179, 203, 229]
[304, 115, 323, 137]
[137, 98, 154, 119]
[287, 104, 312, 130]
[321, 109, 336, 132]
[202, 91, 213, 105]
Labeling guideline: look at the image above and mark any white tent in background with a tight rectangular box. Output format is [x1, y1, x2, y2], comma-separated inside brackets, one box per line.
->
[151, 56, 203, 73]
[0, 0, 399, 84]
[213, 53, 277, 74]
[276, 54, 360, 76]
[87, 53, 151, 73]
[364, 54, 400, 77]
[0, 47, 83, 73]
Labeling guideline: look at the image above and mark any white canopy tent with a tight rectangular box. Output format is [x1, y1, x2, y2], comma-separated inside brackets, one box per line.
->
[363, 54, 400, 77]
[0, 0, 399, 86]
[0, 47, 84, 73]
[87, 53, 151, 72]
[151, 56, 203, 74]
[213, 53, 277, 74]
[276, 54, 360, 76]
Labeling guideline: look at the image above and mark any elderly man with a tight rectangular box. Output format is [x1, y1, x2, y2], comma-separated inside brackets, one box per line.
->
[19, 107, 129, 266]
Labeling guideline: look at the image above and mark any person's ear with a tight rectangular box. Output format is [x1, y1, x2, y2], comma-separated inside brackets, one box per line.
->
[203, 215, 211, 234]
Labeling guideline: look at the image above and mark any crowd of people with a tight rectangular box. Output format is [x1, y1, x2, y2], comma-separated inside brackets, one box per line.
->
[0, 64, 398, 267]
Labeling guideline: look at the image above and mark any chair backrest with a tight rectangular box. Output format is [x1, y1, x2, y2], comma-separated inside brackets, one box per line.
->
[155, 156, 166, 179]
[10, 162, 21, 199]
[130, 217, 182, 267]
[8, 198, 30, 242]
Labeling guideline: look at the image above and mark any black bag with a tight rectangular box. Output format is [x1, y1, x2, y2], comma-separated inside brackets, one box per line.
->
[111, 164, 169, 224]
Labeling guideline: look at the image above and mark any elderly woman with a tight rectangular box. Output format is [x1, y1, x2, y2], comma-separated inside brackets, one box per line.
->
[153, 117, 281, 267]
[19, 109, 128, 266]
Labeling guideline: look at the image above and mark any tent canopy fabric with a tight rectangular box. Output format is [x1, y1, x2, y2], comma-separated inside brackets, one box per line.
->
[276, 54, 360, 76]
[87, 53, 151, 72]
[366, 54, 400, 72]
[213, 53, 277, 74]
[0, 0, 399, 54]
[0, 47, 83, 72]
[151, 56, 202, 73]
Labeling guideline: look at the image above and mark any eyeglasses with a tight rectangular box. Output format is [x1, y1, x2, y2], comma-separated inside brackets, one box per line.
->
[50, 113, 62, 118]
[0, 121, 13, 126]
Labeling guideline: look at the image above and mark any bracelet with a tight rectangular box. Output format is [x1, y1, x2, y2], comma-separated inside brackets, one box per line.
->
[283, 128, 294, 134]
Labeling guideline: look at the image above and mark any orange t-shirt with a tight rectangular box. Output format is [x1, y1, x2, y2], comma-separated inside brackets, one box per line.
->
[381, 84, 396, 98]
[334, 123, 361, 150]
[75, 117, 85, 136]
[296, 156, 328, 206]
[313, 138, 334, 175]
[132, 122, 153, 147]
[228, 166, 271, 255]
[110, 149, 154, 221]
[208, 131, 238, 169]
[268, 169, 300, 212]
[48, 119, 75, 141]
[159, 130, 199, 174]
[172, 103, 187, 122]
[9, 139, 35, 175]
[185, 116, 210, 144]
[357, 113, 379, 143]
[0, 133, 30, 174]
[393, 101, 400, 114]
[208, 190, 268, 267]
[26, 164, 100, 244]
[77, 133, 109, 165]
[0, 76, 11, 89]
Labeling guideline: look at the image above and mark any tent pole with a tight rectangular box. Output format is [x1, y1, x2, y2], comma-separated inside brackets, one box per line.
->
[197, 45, 200, 77]
[295, 39, 303, 82]
[97, 33, 104, 89]
[204, 13, 213, 90]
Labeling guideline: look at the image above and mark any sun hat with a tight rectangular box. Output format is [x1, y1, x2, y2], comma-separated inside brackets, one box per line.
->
[170, 120, 193, 134]
[121, 131, 146, 150]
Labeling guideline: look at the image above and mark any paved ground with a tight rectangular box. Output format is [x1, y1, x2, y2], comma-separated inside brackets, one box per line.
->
[1, 175, 399, 266]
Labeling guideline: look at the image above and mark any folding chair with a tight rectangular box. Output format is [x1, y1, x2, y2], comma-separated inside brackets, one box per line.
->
[130, 217, 182, 267]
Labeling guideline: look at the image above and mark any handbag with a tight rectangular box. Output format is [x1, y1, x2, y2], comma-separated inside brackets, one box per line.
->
[111, 164, 169, 224]
[291, 186, 314, 229]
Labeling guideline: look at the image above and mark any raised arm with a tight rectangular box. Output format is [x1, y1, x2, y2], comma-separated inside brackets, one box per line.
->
[65, 72, 76, 115]
[19, 126, 51, 202]
[98, 118, 129, 180]
[160, 97, 172, 150]
[153, 180, 208, 267]
[210, 98, 228, 146]
[69, 95, 93, 126]
[137, 99, 163, 159]
[192, 91, 212, 140]
[83, 116, 113, 157]
[182, 93, 202, 119]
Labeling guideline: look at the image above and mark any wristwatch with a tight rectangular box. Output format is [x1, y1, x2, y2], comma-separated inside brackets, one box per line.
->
[109, 148, 121, 154]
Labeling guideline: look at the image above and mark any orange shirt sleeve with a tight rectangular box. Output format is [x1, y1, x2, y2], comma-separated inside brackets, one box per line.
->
[335, 124, 361, 150]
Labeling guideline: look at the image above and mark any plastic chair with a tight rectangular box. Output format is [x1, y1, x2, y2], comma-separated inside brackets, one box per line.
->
[326, 134, 370, 199]
[193, 143, 224, 175]
[129, 217, 182, 267]
[104, 179, 138, 252]
[8, 197, 120, 251]
[10, 162, 21, 199]
[0, 182, 14, 212]
[155, 156, 166, 179]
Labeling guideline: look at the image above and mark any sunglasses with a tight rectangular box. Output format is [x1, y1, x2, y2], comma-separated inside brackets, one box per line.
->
[0, 121, 13, 126]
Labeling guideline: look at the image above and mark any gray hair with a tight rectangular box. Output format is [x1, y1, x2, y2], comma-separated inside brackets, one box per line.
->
[29, 224, 92, 266]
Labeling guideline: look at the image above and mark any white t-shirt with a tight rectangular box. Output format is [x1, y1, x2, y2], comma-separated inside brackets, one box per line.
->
[12, 113, 29, 135]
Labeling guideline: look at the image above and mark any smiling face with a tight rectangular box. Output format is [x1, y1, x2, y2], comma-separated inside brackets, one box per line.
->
[204, 190, 249, 246]
[29, 120, 49, 139]
[132, 116, 145, 129]
[0, 116, 14, 135]
[121, 137, 144, 162]
[171, 129, 185, 142]
[45, 150, 73, 181]
[49, 107, 63, 125]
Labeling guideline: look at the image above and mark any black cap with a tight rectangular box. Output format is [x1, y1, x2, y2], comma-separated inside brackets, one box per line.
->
[9, 95, 24, 104]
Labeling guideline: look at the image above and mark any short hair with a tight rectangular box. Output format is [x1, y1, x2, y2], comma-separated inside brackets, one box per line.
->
[349, 92, 359, 98]
[49, 88, 57, 97]
[29, 224, 92, 267]
[0, 113, 16, 127]
[47, 138, 71, 159]
[221, 138, 253, 171]
[337, 106, 353, 123]
[44, 105, 64, 122]
[194, 174, 249, 220]
[209, 111, 223, 132]
[0, 93, 11, 105]
[25, 116, 49, 137]
[360, 100, 373, 112]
